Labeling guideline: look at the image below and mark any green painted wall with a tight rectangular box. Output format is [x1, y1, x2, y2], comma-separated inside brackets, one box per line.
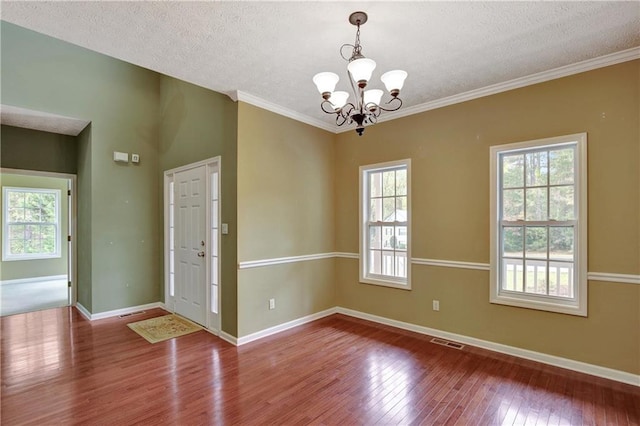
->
[159, 75, 238, 336]
[76, 125, 92, 309]
[1, 22, 161, 313]
[1, 125, 78, 174]
[0, 173, 69, 280]
[334, 60, 640, 375]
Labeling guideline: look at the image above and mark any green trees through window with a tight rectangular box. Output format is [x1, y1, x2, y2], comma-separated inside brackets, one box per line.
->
[3, 188, 60, 259]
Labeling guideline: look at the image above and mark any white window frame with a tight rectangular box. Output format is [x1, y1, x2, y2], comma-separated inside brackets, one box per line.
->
[490, 133, 587, 316]
[359, 159, 412, 290]
[2, 186, 62, 261]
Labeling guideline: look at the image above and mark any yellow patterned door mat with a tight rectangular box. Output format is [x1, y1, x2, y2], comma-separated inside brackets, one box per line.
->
[127, 314, 203, 343]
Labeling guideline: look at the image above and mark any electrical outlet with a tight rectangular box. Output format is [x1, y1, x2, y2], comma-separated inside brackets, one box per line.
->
[269, 298, 275, 310]
[432, 300, 440, 311]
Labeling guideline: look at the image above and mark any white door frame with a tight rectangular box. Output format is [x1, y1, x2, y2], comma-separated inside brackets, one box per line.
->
[0, 168, 77, 306]
[163, 157, 221, 333]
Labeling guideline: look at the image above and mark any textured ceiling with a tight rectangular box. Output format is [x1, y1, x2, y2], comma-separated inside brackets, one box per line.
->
[1, 105, 90, 136]
[1, 1, 639, 131]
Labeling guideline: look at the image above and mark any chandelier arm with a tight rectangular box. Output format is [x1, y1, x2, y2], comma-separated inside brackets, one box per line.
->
[376, 97, 403, 112]
[320, 100, 339, 114]
[340, 44, 356, 62]
[334, 103, 356, 126]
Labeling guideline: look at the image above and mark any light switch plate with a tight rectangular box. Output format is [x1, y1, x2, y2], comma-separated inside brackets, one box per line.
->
[221, 223, 229, 234]
[131, 153, 140, 163]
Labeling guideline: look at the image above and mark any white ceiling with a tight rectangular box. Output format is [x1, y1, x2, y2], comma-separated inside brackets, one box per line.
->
[1, 105, 90, 136]
[1, 1, 639, 133]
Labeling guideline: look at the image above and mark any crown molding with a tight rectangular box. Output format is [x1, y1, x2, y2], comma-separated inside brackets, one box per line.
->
[336, 47, 640, 133]
[231, 90, 337, 133]
[228, 48, 639, 135]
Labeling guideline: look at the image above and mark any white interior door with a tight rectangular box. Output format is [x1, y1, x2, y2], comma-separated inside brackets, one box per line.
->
[174, 165, 207, 325]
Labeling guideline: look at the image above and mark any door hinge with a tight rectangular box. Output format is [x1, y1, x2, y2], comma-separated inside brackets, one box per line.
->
[68, 235, 71, 242]
[68, 189, 71, 196]
[68, 281, 72, 288]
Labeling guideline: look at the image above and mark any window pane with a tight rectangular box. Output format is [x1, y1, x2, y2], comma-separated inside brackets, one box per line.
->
[525, 260, 547, 295]
[9, 225, 25, 240]
[212, 172, 219, 200]
[396, 197, 407, 221]
[10, 239, 25, 255]
[502, 226, 523, 257]
[382, 251, 394, 276]
[502, 259, 523, 292]
[8, 206, 25, 222]
[395, 169, 407, 196]
[382, 226, 394, 249]
[369, 250, 382, 274]
[9, 191, 24, 208]
[502, 189, 524, 221]
[212, 200, 219, 225]
[212, 230, 218, 257]
[549, 227, 573, 261]
[41, 225, 56, 254]
[525, 226, 547, 259]
[549, 186, 574, 220]
[549, 148, 574, 185]
[502, 154, 524, 188]
[394, 226, 407, 250]
[370, 172, 382, 197]
[370, 198, 383, 222]
[369, 226, 381, 250]
[525, 151, 548, 187]
[525, 187, 547, 221]
[550, 261, 574, 298]
[211, 283, 218, 314]
[395, 252, 407, 278]
[383, 198, 395, 222]
[382, 171, 395, 197]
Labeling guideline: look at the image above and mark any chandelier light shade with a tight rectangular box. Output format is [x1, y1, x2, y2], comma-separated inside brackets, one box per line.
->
[312, 72, 340, 98]
[312, 11, 408, 136]
[329, 91, 350, 110]
[347, 58, 376, 86]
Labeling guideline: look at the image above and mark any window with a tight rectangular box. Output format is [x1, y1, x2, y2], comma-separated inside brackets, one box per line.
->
[490, 134, 587, 316]
[2, 187, 61, 261]
[360, 159, 411, 289]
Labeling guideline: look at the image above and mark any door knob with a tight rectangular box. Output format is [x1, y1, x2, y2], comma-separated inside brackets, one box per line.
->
[197, 251, 205, 257]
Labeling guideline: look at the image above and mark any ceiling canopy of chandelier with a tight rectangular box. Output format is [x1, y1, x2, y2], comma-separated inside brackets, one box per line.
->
[313, 11, 408, 136]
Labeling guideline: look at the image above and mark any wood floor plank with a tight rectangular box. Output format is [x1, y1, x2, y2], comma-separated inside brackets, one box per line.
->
[2, 308, 639, 425]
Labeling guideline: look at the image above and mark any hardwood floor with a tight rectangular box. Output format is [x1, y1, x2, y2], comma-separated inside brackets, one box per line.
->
[1, 307, 639, 425]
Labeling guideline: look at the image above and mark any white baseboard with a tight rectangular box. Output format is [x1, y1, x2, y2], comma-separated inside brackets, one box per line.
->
[237, 307, 338, 346]
[219, 331, 238, 346]
[74, 302, 165, 321]
[1, 274, 67, 286]
[75, 302, 91, 320]
[336, 307, 640, 387]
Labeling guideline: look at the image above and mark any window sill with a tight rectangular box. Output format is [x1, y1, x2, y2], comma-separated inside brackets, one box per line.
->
[360, 276, 411, 290]
[2, 254, 62, 262]
[490, 293, 586, 317]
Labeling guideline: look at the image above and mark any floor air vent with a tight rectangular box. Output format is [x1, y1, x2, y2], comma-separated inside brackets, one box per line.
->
[119, 311, 146, 318]
[430, 337, 465, 350]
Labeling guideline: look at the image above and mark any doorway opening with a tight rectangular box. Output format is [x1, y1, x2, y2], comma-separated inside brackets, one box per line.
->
[0, 169, 77, 316]
[164, 157, 221, 333]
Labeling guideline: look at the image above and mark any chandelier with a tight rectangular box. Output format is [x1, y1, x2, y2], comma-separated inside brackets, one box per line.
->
[313, 11, 407, 136]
